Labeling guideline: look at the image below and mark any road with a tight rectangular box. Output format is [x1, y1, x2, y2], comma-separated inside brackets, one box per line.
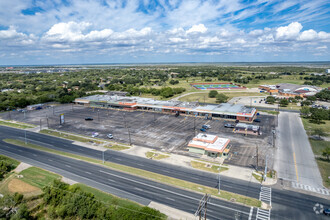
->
[0, 126, 261, 200]
[274, 112, 324, 190]
[0, 125, 329, 219]
[0, 141, 254, 220]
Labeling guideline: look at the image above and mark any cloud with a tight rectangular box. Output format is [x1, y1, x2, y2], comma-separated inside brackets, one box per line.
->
[186, 24, 207, 34]
[275, 22, 302, 40]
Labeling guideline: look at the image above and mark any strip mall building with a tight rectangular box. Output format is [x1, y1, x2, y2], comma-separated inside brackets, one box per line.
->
[74, 95, 257, 122]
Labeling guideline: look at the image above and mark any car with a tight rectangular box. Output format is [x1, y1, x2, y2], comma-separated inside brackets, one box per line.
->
[224, 123, 235, 128]
[107, 134, 113, 139]
[202, 125, 211, 129]
[85, 117, 93, 121]
[91, 132, 99, 138]
[200, 128, 206, 132]
[235, 120, 239, 123]
[324, 208, 330, 216]
[254, 118, 261, 123]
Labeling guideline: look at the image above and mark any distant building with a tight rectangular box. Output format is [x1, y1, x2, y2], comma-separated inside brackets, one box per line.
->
[326, 69, 330, 74]
[234, 123, 260, 136]
[259, 83, 320, 97]
[187, 133, 230, 157]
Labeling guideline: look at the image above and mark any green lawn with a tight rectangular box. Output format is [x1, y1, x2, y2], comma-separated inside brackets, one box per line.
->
[301, 118, 330, 135]
[106, 145, 130, 151]
[19, 167, 61, 189]
[316, 159, 330, 188]
[4, 138, 261, 207]
[309, 139, 330, 156]
[145, 151, 170, 160]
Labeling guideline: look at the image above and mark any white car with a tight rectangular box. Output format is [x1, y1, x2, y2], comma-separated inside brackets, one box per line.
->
[107, 134, 113, 139]
[92, 132, 99, 138]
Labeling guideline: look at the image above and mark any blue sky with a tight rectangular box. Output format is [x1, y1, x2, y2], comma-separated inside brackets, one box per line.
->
[0, 0, 329, 65]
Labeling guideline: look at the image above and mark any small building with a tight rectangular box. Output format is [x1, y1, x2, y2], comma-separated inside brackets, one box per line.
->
[234, 123, 260, 135]
[187, 133, 230, 157]
[326, 69, 330, 74]
[259, 83, 320, 97]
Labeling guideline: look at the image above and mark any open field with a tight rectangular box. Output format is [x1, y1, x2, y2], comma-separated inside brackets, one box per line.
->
[19, 167, 61, 189]
[0, 119, 36, 129]
[301, 117, 330, 135]
[316, 159, 330, 188]
[179, 92, 265, 103]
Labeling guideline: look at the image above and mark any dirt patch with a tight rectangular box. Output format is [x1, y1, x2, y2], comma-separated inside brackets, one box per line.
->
[8, 179, 40, 194]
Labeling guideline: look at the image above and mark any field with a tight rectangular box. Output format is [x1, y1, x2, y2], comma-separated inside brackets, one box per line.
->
[179, 92, 265, 103]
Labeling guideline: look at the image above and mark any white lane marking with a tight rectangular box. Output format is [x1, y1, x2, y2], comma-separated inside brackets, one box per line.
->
[18, 149, 23, 152]
[65, 164, 71, 168]
[98, 169, 250, 215]
[108, 179, 115, 182]
[85, 171, 92, 175]
[165, 197, 175, 201]
[33, 154, 37, 157]
[137, 163, 144, 167]
[248, 207, 253, 220]
[116, 158, 122, 161]
[48, 159, 53, 161]
[134, 187, 143, 191]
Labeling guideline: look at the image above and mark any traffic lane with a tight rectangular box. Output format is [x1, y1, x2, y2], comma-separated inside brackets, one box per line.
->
[0, 125, 261, 199]
[271, 188, 330, 220]
[0, 142, 252, 220]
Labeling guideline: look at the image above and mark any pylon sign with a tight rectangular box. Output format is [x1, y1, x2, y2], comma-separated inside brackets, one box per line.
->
[60, 114, 65, 125]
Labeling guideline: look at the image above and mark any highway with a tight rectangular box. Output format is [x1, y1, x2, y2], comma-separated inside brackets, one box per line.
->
[0, 126, 261, 200]
[0, 140, 254, 220]
[0, 125, 329, 219]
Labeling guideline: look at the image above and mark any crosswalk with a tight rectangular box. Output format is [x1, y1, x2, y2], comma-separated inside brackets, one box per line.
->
[291, 182, 330, 195]
[256, 186, 272, 220]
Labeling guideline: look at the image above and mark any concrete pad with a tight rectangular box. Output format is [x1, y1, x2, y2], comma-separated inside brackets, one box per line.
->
[72, 141, 108, 151]
[62, 176, 78, 185]
[14, 162, 32, 173]
[148, 201, 196, 220]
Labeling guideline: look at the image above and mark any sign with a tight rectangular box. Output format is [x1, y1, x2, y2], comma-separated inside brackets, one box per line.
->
[60, 114, 65, 125]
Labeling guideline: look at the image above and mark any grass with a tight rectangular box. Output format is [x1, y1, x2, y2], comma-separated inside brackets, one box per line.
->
[179, 92, 265, 103]
[74, 183, 142, 209]
[252, 172, 263, 183]
[145, 151, 170, 160]
[19, 167, 61, 189]
[106, 145, 130, 151]
[4, 138, 262, 208]
[0, 120, 36, 129]
[40, 129, 104, 144]
[190, 161, 229, 173]
[316, 158, 330, 188]
[301, 117, 330, 135]
[309, 139, 330, 156]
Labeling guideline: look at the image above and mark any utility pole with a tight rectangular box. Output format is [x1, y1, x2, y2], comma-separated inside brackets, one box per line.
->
[256, 145, 259, 171]
[194, 115, 196, 136]
[102, 151, 105, 163]
[47, 117, 49, 129]
[194, 194, 210, 220]
[264, 155, 268, 182]
[272, 130, 275, 148]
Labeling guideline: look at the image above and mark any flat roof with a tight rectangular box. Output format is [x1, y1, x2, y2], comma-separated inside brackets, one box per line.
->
[188, 134, 230, 153]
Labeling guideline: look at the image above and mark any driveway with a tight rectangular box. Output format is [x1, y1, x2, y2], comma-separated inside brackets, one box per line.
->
[274, 112, 323, 189]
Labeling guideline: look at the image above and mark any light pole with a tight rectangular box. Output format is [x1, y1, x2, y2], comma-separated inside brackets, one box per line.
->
[102, 151, 105, 163]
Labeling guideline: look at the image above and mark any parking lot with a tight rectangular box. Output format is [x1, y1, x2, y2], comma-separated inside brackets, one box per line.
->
[2, 104, 276, 169]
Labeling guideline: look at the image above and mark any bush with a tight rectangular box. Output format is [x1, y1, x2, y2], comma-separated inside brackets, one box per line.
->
[279, 99, 289, 107]
[216, 93, 228, 103]
[266, 96, 276, 104]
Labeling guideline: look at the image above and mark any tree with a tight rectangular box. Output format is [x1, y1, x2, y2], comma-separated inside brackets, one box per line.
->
[322, 147, 330, 161]
[312, 128, 326, 139]
[266, 96, 276, 104]
[208, 90, 218, 98]
[216, 93, 228, 103]
[300, 106, 310, 117]
[279, 99, 289, 107]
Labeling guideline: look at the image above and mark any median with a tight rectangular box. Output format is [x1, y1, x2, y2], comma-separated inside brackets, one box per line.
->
[4, 138, 262, 208]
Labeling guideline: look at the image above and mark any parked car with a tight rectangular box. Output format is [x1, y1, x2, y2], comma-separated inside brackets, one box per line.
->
[202, 125, 211, 129]
[91, 132, 99, 138]
[254, 118, 261, 123]
[85, 117, 93, 121]
[235, 120, 239, 123]
[200, 128, 206, 132]
[224, 123, 235, 128]
[324, 208, 330, 216]
[107, 134, 113, 139]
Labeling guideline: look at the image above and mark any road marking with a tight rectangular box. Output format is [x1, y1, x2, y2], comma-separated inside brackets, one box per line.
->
[248, 207, 253, 220]
[165, 197, 175, 201]
[293, 152, 299, 182]
[33, 154, 37, 157]
[134, 187, 143, 191]
[98, 169, 250, 215]
[18, 149, 23, 152]
[65, 164, 71, 168]
[48, 159, 53, 161]
[85, 171, 92, 175]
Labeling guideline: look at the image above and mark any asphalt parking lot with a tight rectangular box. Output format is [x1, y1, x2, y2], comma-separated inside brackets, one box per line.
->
[2, 104, 275, 169]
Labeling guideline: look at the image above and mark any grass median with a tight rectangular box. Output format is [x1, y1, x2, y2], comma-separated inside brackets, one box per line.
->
[40, 129, 104, 145]
[0, 120, 36, 129]
[191, 161, 229, 173]
[3, 138, 262, 208]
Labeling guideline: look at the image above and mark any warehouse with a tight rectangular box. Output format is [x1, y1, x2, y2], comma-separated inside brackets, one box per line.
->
[74, 95, 257, 122]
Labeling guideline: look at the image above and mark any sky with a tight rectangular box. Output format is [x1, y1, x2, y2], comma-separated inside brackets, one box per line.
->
[0, 0, 330, 65]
